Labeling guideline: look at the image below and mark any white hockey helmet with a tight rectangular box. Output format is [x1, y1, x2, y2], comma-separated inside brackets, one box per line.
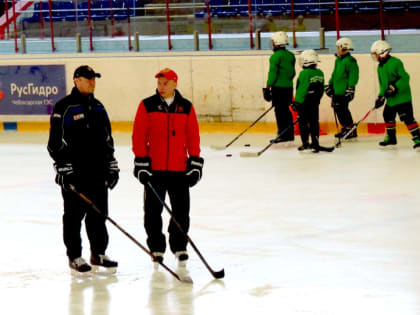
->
[336, 37, 354, 51]
[299, 49, 319, 67]
[271, 31, 289, 47]
[370, 40, 392, 58]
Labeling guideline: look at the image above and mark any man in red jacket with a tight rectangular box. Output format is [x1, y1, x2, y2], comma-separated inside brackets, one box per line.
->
[132, 68, 204, 269]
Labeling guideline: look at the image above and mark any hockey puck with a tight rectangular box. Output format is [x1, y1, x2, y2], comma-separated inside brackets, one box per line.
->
[244, 144, 251, 147]
[226, 154, 232, 157]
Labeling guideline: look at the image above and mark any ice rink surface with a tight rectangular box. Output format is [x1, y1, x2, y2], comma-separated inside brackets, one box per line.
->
[1, 131, 420, 315]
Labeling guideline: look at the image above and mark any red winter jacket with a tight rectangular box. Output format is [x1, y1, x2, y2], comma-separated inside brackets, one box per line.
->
[132, 89, 201, 172]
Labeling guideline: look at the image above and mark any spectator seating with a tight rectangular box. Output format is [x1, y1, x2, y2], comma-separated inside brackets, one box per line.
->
[383, 0, 406, 12]
[22, 2, 45, 23]
[19, 0, 420, 22]
[408, 1, 420, 11]
[43, 1, 74, 22]
[22, 0, 138, 22]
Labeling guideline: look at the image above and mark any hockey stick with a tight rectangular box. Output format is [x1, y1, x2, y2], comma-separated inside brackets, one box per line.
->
[240, 119, 299, 157]
[333, 109, 342, 148]
[147, 182, 225, 280]
[210, 106, 274, 150]
[336, 106, 376, 147]
[69, 185, 192, 284]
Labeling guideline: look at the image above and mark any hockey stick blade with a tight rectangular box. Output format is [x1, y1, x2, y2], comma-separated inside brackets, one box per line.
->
[69, 185, 190, 284]
[318, 145, 335, 152]
[240, 151, 260, 157]
[213, 269, 225, 279]
[147, 182, 225, 280]
[210, 144, 227, 150]
[180, 275, 194, 284]
[211, 106, 274, 150]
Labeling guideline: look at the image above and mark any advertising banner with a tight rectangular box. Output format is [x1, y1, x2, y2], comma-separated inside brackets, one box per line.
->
[0, 65, 66, 115]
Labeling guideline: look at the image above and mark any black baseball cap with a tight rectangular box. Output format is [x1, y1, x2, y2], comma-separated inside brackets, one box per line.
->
[73, 65, 101, 79]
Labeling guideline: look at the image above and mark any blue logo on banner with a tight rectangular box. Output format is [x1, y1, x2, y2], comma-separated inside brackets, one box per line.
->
[0, 65, 66, 115]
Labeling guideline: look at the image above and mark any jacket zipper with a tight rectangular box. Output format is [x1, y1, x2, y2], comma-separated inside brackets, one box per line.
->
[166, 109, 170, 171]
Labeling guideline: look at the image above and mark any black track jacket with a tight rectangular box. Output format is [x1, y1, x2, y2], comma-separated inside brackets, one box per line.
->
[47, 87, 116, 184]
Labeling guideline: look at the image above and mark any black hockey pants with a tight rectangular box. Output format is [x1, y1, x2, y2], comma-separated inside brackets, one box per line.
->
[272, 86, 294, 140]
[62, 184, 109, 261]
[143, 173, 190, 254]
[298, 102, 320, 147]
[383, 102, 420, 140]
[332, 95, 354, 128]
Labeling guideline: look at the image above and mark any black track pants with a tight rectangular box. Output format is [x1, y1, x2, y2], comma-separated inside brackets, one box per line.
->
[62, 184, 109, 261]
[143, 173, 190, 254]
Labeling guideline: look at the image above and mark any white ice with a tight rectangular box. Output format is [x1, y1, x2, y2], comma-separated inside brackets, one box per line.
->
[1, 132, 420, 315]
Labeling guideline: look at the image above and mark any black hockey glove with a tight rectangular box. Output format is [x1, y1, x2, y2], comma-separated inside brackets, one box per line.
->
[134, 157, 152, 185]
[331, 95, 343, 108]
[262, 87, 272, 102]
[54, 162, 75, 191]
[385, 84, 397, 97]
[186, 156, 204, 187]
[324, 84, 334, 98]
[105, 158, 120, 190]
[374, 96, 386, 109]
[291, 102, 300, 112]
[344, 87, 355, 102]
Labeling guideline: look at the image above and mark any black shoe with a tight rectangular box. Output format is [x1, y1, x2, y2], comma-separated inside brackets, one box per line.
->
[175, 251, 189, 268]
[69, 257, 92, 274]
[152, 252, 164, 270]
[152, 252, 164, 263]
[90, 254, 118, 268]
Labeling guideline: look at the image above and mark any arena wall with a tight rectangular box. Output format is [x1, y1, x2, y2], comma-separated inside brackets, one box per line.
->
[0, 51, 418, 134]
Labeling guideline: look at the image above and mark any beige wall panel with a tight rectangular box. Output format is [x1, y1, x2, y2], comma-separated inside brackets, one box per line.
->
[92, 57, 160, 121]
[228, 56, 271, 121]
[0, 52, 419, 124]
[190, 57, 231, 121]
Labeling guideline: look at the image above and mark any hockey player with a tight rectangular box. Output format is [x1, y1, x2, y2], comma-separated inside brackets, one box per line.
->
[47, 65, 119, 275]
[132, 68, 204, 269]
[263, 31, 296, 144]
[292, 50, 333, 153]
[325, 37, 359, 140]
[370, 40, 420, 150]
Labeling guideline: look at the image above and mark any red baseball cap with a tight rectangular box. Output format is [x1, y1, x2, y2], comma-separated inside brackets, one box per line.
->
[155, 68, 178, 82]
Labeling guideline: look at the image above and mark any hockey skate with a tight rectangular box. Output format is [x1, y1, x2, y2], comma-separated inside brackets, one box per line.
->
[270, 136, 294, 144]
[379, 135, 397, 149]
[90, 254, 118, 274]
[335, 127, 357, 140]
[69, 257, 92, 276]
[152, 252, 164, 271]
[413, 139, 420, 152]
[175, 251, 189, 269]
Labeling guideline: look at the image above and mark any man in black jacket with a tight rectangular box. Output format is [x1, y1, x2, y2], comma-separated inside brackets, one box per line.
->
[47, 65, 119, 275]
